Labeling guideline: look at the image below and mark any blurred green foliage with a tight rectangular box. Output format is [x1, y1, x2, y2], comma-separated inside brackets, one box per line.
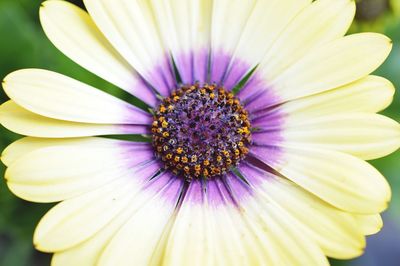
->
[0, 0, 399, 265]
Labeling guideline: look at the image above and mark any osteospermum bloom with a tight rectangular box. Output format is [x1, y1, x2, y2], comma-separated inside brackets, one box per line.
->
[1, 0, 400, 265]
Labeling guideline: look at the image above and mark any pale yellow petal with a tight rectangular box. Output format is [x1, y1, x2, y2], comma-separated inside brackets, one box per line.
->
[97, 178, 183, 266]
[0, 101, 143, 138]
[34, 177, 138, 252]
[232, 0, 311, 67]
[278, 75, 395, 116]
[354, 214, 383, 236]
[254, 146, 391, 214]
[39, 0, 156, 105]
[271, 33, 392, 102]
[83, 0, 172, 95]
[259, 0, 355, 80]
[280, 113, 400, 160]
[5, 138, 153, 202]
[3, 69, 150, 124]
[242, 196, 329, 265]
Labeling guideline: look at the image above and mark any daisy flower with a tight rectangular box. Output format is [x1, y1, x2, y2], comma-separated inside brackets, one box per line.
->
[1, 0, 400, 265]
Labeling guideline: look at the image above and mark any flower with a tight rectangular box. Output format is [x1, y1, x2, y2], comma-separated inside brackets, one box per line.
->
[1, 0, 400, 265]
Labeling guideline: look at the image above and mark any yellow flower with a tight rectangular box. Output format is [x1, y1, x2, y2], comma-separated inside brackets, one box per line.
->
[1, 0, 400, 265]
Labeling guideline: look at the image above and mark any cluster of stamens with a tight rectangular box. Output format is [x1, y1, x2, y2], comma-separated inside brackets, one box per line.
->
[152, 83, 251, 180]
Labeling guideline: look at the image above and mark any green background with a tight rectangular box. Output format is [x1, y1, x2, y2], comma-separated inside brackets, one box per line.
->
[0, 0, 399, 265]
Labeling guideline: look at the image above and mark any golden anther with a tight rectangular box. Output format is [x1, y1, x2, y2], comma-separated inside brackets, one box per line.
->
[209, 93, 215, 99]
[167, 105, 174, 111]
[181, 156, 188, 163]
[176, 147, 183, 154]
[191, 155, 198, 163]
[152, 121, 158, 127]
[234, 149, 240, 156]
[203, 160, 210, 166]
[184, 166, 190, 173]
[173, 96, 180, 102]
[162, 121, 169, 128]
[194, 164, 201, 171]
[223, 150, 230, 157]
[216, 155, 222, 162]
[157, 128, 163, 133]
[159, 105, 166, 113]
[162, 132, 170, 137]
[238, 141, 244, 147]
[163, 145, 169, 151]
[166, 154, 173, 160]
[174, 156, 180, 162]
[158, 116, 165, 122]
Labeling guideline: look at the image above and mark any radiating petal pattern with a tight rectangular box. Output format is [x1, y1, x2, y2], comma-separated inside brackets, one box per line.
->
[0, 0, 398, 265]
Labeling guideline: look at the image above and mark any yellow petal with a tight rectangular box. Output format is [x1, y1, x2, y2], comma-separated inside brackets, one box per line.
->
[278, 75, 395, 116]
[271, 33, 392, 102]
[280, 113, 400, 160]
[0, 101, 144, 138]
[252, 146, 391, 214]
[40, 0, 157, 106]
[5, 138, 153, 202]
[34, 177, 138, 252]
[260, 0, 355, 80]
[3, 69, 150, 124]
[354, 214, 383, 236]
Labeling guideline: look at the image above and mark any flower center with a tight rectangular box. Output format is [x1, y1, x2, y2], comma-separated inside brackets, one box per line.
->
[152, 84, 251, 180]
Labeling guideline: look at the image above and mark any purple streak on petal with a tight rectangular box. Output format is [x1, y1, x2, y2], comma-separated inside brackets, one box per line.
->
[223, 173, 253, 204]
[143, 171, 184, 204]
[145, 55, 177, 96]
[175, 52, 194, 85]
[251, 130, 283, 148]
[249, 108, 286, 148]
[123, 105, 152, 125]
[160, 176, 185, 204]
[237, 162, 276, 186]
[249, 145, 283, 167]
[236, 74, 281, 113]
[192, 49, 209, 84]
[117, 124, 151, 135]
[223, 59, 252, 90]
[184, 180, 205, 205]
[129, 75, 159, 107]
[205, 179, 226, 206]
[251, 107, 287, 129]
[209, 50, 231, 85]
[118, 141, 154, 166]
[132, 160, 163, 184]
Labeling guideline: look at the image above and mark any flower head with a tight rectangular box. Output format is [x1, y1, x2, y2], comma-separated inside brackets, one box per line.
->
[1, 0, 400, 265]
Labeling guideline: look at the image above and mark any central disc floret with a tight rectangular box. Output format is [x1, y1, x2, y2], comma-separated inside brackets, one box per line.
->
[152, 84, 251, 180]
